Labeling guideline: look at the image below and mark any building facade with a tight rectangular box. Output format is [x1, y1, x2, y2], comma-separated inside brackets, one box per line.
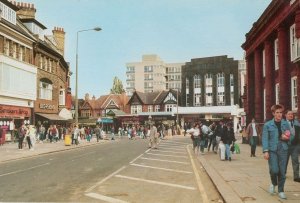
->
[126, 54, 183, 96]
[182, 55, 239, 108]
[0, 0, 36, 140]
[0, 1, 71, 141]
[242, 0, 300, 123]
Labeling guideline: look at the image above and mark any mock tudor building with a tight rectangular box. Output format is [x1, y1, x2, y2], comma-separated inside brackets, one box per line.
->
[124, 89, 180, 127]
[242, 0, 300, 123]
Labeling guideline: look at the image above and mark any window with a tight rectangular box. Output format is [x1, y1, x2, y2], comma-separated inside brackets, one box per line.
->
[194, 75, 201, 106]
[144, 66, 153, 72]
[230, 74, 234, 105]
[263, 89, 266, 120]
[127, 66, 135, 72]
[39, 80, 53, 100]
[290, 24, 300, 61]
[0, 2, 16, 25]
[145, 74, 153, 80]
[274, 39, 279, 70]
[291, 77, 298, 110]
[275, 83, 279, 105]
[155, 105, 160, 112]
[165, 104, 176, 112]
[217, 73, 225, 105]
[262, 49, 265, 77]
[148, 105, 153, 112]
[59, 89, 65, 106]
[131, 105, 142, 114]
[205, 74, 213, 106]
[186, 78, 190, 106]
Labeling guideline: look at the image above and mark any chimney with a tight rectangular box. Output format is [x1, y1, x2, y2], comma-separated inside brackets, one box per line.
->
[85, 93, 90, 101]
[13, 1, 36, 19]
[52, 27, 65, 56]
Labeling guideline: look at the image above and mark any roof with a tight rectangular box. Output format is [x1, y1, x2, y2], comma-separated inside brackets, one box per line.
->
[129, 89, 180, 105]
[20, 18, 47, 29]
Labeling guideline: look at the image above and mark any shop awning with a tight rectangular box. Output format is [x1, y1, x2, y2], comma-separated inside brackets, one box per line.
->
[36, 113, 68, 121]
[97, 117, 113, 124]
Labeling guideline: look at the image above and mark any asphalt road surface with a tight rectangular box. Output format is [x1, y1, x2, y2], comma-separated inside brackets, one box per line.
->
[0, 136, 222, 202]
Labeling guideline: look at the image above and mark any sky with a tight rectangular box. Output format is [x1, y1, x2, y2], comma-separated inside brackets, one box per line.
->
[24, 0, 271, 98]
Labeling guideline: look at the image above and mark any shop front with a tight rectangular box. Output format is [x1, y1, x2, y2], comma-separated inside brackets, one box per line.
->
[0, 105, 31, 142]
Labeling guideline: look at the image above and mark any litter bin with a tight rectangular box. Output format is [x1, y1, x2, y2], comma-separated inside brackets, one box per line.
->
[64, 134, 71, 146]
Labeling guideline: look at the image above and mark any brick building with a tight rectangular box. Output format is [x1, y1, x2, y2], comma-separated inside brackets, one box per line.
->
[242, 0, 300, 123]
[0, 0, 71, 142]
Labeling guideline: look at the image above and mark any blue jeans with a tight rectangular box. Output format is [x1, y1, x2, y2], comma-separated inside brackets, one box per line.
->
[225, 144, 231, 159]
[268, 141, 288, 192]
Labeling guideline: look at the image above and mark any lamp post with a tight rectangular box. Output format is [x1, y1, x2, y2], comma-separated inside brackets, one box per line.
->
[75, 27, 101, 125]
[176, 89, 179, 126]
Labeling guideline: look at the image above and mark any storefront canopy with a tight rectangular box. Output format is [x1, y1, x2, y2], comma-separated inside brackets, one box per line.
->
[36, 113, 68, 121]
[97, 117, 113, 124]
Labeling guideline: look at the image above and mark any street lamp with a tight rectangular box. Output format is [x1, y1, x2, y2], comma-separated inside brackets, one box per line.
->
[75, 27, 101, 125]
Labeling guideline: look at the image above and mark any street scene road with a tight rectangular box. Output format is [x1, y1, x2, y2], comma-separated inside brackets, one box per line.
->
[0, 136, 222, 202]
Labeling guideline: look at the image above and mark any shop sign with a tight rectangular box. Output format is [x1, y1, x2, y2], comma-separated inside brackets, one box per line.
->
[39, 103, 55, 110]
[0, 106, 30, 118]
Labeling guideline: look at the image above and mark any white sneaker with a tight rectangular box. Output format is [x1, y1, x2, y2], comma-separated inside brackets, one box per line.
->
[269, 184, 275, 195]
[278, 192, 287, 199]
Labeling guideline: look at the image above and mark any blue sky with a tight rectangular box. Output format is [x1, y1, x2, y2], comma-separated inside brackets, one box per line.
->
[25, 0, 271, 98]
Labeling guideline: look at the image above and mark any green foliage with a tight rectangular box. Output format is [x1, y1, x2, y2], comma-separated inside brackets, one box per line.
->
[110, 76, 125, 94]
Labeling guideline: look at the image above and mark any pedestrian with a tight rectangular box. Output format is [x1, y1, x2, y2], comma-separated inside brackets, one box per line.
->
[73, 124, 80, 145]
[149, 124, 158, 149]
[25, 125, 33, 150]
[285, 110, 300, 183]
[262, 104, 291, 199]
[208, 122, 217, 153]
[221, 122, 235, 161]
[18, 124, 27, 149]
[188, 123, 201, 154]
[246, 118, 260, 157]
[94, 125, 101, 142]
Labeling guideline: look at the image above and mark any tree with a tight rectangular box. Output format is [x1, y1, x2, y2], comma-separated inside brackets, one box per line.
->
[110, 76, 125, 94]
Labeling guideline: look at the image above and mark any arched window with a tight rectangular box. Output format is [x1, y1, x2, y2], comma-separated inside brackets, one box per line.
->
[39, 78, 53, 100]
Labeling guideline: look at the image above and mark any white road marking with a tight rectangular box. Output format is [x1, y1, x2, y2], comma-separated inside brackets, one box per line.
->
[187, 146, 209, 203]
[151, 150, 186, 154]
[0, 163, 50, 177]
[163, 141, 189, 145]
[85, 166, 126, 193]
[158, 144, 186, 149]
[157, 146, 186, 151]
[130, 163, 193, 174]
[86, 193, 129, 203]
[130, 153, 144, 164]
[160, 142, 187, 146]
[140, 157, 189, 164]
[146, 152, 187, 158]
[115, 175, 196, 190]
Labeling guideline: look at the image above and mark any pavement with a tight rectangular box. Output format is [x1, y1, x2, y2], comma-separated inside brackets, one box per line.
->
[0, 135, 299, 203]
[197, 136, 300, 203]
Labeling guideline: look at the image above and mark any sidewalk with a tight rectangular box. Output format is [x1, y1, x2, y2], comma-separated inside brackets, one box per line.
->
[197, 137, 300, 203]
[0, 137, 113, 163]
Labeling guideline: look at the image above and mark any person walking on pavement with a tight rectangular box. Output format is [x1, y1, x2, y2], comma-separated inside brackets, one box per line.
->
[73, 125, 80, 145]
[94, 125, 101, 142]
[149, 124, 158, 149]
[262, 104, 291, 199]
[221, 122, 235, 161]
[18, 124, 27, 149]
[246, 118, 260, 157]
[285, 110, 300, 183]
